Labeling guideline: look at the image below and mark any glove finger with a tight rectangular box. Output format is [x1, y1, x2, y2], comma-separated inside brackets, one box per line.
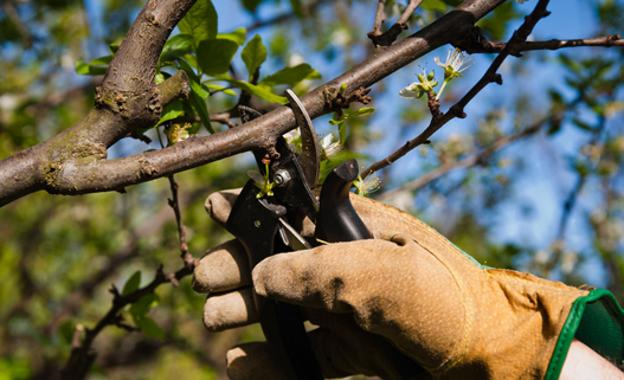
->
[252, 239, 407, 313]
[226, 327, 429, 380]
[204, 188, 241, 226]
[203, 287, 258, 332]
[193, 239, 251, 294]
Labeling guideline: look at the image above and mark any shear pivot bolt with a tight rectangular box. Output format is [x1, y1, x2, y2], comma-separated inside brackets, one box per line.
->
[274, 169, 292, 186]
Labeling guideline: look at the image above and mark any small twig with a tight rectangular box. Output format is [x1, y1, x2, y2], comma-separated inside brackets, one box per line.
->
[368, 0, 387, 39]
[60, 265, 193, 379]
[362, 0, 552, 178]
[378, 115, 550, 201]
[397, 0, 424, 27]
[368, 0, 424, 46]
[166, 174, 195, 269]
[210, 112, 237, 129]
[457, 32, 624, 55]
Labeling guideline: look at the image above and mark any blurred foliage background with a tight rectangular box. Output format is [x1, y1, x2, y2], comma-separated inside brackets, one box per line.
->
[0, 0, 623, 378]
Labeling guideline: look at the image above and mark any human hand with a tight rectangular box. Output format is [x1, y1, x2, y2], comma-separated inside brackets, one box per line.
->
[194, 190, 586, 379]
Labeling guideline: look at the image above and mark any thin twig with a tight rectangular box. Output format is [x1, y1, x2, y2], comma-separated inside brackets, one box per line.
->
[60, 265, 193, 379]
[362, 0, 552, 178]
[378, 116, 548, 201]
[210, 112, 237, 128]
[368, 0, 424, 46]
[369, 0, 387, 39]
[166, 174, 195, 269]
[458, 33, 624, 55]
[398, 0, 424, 26]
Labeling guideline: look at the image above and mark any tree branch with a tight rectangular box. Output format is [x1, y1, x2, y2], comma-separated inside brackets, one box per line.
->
[361, 0, 551, 178]
[457, 32, 623, 54]
[0, 0, 507, 204]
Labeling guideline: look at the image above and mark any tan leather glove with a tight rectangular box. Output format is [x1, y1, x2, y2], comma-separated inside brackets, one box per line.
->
[194, 190, 587, 379]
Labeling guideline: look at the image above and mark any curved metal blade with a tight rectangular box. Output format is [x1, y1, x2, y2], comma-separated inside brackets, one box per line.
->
[285, 89, 320, 189]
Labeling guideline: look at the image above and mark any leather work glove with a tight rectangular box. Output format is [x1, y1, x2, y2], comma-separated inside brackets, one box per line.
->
[193, 189, 588, 379]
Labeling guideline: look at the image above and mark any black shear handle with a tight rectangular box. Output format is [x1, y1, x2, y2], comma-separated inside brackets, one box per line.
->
[226, 181, 323, 380]
[316, 160, 373, 241]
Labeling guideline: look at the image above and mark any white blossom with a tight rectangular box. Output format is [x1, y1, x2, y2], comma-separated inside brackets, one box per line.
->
[320, 133, 341, 158]
[400, 70, 438, 99]
[434, 48, 470, 81]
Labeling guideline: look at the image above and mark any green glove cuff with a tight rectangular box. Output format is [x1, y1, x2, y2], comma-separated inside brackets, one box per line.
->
[546, 288, 624, 380]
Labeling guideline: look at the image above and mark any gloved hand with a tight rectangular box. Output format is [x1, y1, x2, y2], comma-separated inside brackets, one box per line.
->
[193, 189, 587, 379]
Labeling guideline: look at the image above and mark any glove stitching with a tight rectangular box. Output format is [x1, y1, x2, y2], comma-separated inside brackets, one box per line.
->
[409, 238, 475, 375]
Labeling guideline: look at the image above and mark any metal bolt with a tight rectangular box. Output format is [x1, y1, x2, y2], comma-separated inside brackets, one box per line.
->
[273, 169, 292, 187]
[254, 220, 261, 228]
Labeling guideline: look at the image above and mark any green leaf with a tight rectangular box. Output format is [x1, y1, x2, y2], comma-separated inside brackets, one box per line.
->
[75, 55, 112, 76]
[129, 293, 159, 320]
[420, 0, 448, 12]
[190, 79, 210, 99]
[242, 34, 267, 77]
[108, 37, 123, 53]
[156, 100, 185, 127]
[346, 107, 375, 118]
[58, 320, 75, 344]
[229, 80, 287, 104]
[476, 2, 519, 40]
[261, 63, 320, 87]
[160, 34, 194, 62]
[135, 316, 165, 339]
[197, 38, 239, 75]
[289, 0, 303, 17]
[218, 27, 247, 46]
[122, 271, 141, 296]
[204, 83, 236, 96]
[189, 79, 214, 133]
[178, 0, 218, 46]
[176, 58, 200, 82]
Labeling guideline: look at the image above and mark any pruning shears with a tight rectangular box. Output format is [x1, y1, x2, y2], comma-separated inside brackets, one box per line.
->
[225, 90, 373, 379]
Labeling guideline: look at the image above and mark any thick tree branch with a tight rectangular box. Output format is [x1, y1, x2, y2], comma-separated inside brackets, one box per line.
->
[362, 0, 551, 178]
[0, 0, 506, 202]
